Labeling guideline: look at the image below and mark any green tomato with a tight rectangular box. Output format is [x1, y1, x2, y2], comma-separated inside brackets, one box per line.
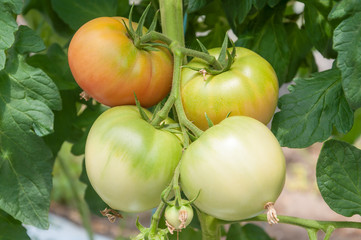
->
[181, 47, 278, 130]
[164, 204, 194, 230]
[180, 116, 286, 221]
[85, 106, 182, 212]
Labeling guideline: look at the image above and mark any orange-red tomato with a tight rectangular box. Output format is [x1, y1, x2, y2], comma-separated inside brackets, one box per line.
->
[68, 17, 173, 107]
[181, 47, 278, 130]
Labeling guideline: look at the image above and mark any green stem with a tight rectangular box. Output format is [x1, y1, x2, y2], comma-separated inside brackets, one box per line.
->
[177, 46, 223, 70]
[324, 226, 335, 240]
[172, 160, 182, 205]
[175, 94, 203, 138]
[140, 31, 173, 45]
[158, 0, 185, 46]
[240, 214, 361, 232]
[197, 210, 221, 240]
[57, 156, 94, 240]
[149, 159, 183, 235]
[151, 44, 203, 137]
[307, 228, 318, 240]
[170, 47, 203, 138]
[149, 183, 173, 235]
[140, 32, 223, 70]
[150, 46, 180, 126]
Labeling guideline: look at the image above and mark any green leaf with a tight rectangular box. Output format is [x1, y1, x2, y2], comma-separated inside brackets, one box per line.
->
[328, 0, 361, 20]
[23, 0, 74, 38]
[1, 0, 23, 13]
[14, 26, 46, 54]
[253, 0, 267, 10]
[335, 108, 361, 144]
[197, 22, 228, 49]
[0, 210, 30, 240]
[226, 223, 272, 240]
[0, 118, 52, 229]
[271, 69, 353, 148]
[317, 139, 361, 217]
[51, 0, 118, 30]
[284, 22, 313, 82]
[222, 0, 252, 32]
[79, 160, 107, 216]
[304, 1, 334, 58]
[333, 11, 361, 109]
[0, 3, 19, 70]
[71, 104, 107, 156]
[0, 27, 61, 228]
[27, 44, 77, 90]
[167, 227, 202, 240]
[236, 5, 291, 85]
[44, 91, 78, 155]
[267, 0, 281, 7]
[187, 0, 207, 13]
[6, 54, 61, 113]
[116, 0, 130, 17]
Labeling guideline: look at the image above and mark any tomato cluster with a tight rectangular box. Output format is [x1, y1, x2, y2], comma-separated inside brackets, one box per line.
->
[69, 16, 285, 230]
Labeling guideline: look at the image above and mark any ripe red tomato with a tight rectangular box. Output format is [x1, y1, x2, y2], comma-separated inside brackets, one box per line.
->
[181, 47, 279, 130]
[68, 17, 173, 107]
[85, 106, 182, 212]
[180, 116, 285, 221]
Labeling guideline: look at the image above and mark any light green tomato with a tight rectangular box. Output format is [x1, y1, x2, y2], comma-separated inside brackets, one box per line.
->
[85, 106, 183, 212]
[164, 203, 194, 230]
[180, 116, 286, 221]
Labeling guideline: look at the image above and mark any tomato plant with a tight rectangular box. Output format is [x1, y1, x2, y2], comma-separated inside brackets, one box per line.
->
[68, 17, 173, 107]
[2, 1, 361, 240]
[181, 47, 279, 130]
[180, 116, 285, 221]
[85, 105, 182, 212]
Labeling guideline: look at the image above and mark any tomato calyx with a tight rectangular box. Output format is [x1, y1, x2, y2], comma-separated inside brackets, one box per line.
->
[182, 35, 236, 77]
[122, 4, 168, 52]
[133, 94, 183, 137]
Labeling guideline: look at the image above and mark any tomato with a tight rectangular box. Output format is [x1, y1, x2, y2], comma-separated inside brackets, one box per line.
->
[164, 203, 194, 231]
[85, 106, 182, 212]
[68, 17, 173, 107]
[180, 116, 285, 221]
[181, 47, 278, 130]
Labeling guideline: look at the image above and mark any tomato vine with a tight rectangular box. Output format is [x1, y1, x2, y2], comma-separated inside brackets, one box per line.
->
[1, 0, 361, 240]
[130, 1, 361, 240]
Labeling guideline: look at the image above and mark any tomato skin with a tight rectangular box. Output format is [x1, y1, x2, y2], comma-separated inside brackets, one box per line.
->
[181, 47, 278, 130]
[180, 116, 285, 221]
[68, 17, 173, 107]
[85, 106, 182, 212]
